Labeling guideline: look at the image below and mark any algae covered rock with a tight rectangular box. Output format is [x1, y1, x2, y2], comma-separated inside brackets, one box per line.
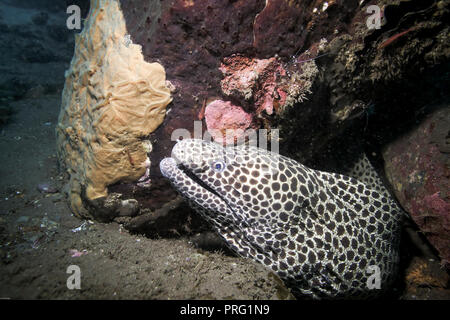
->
[56, 0, 172, 219]
[383, 106, 450, 268]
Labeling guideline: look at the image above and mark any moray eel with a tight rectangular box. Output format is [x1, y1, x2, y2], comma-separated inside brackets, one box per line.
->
[160, 139, 402, 299]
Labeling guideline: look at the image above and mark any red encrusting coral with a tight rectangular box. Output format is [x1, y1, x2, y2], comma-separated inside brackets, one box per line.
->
[219, 54, 287, 115]
[204, 99, 254, 145]
[218, 52, 319, 117]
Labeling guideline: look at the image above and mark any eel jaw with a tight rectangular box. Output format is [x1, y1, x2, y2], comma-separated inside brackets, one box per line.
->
[159, 157, 178, 179]
[160, 157, 234, 216]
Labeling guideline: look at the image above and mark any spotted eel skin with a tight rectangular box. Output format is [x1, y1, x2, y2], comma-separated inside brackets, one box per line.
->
[160, 139, 403, 299]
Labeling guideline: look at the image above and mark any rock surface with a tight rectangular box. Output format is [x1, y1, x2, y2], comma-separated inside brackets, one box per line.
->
[384, 106, 450, 268]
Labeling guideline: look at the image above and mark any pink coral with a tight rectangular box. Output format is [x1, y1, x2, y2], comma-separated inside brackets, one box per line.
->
[69, 249, 88, 257]
[204, 100, 253, 145]
[219, 53, 318, 116]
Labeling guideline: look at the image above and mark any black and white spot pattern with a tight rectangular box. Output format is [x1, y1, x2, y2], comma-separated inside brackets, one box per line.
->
[160, 139, 402, 299]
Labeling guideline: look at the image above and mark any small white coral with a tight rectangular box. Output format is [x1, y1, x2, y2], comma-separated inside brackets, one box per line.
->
[318, 38, 328, 52]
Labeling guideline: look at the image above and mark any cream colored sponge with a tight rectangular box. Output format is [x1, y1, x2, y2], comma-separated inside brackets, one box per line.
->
[56, 0, 172, 218]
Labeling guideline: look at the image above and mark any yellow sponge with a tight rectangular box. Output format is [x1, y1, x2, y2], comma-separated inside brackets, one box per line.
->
[56, 0, 172, 218]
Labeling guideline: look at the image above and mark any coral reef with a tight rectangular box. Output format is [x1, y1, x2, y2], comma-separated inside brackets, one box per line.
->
[384, 106, 450, 267]
[58, 0, 449, 243]
[118, 0, 356, 180]
[56, 0, 172, 219]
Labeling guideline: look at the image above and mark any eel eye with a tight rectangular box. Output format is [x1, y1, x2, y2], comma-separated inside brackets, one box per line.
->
[212, 160, 226, 173]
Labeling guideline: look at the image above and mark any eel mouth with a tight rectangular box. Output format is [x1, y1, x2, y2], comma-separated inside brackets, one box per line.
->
[178, 163, 227, 202]
[177, 163, 236, 215]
